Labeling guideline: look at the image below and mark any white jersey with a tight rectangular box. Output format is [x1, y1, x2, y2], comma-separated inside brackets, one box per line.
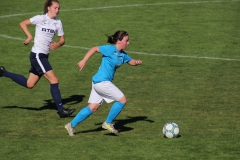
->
[30, 14, 64, 54]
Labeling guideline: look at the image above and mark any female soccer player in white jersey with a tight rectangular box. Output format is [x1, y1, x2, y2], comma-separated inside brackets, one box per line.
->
[64, 30, 142, 136]
[0, 0, 75, 118]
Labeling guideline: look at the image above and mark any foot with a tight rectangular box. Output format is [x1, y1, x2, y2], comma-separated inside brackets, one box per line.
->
[65, 123, 75, 136]
[102, 122, 118, 134]
[58, 108, 76, 118]
[0, 66, 6, 77]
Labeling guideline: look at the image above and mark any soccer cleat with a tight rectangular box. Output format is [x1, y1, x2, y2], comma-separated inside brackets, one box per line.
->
[65, 123, 75, 136]
[102, 122, 118, 134]
[58, 108, 76, 118]
[0, 66, 6, 77]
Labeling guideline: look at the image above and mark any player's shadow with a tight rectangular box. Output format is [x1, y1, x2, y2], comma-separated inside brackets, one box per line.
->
[76, 116, 154, 136]
[2, 94, 85, 111]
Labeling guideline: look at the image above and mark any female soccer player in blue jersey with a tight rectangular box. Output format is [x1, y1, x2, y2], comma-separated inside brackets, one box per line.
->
[0, 0, 75, 118]
[65, 30, 142, 136]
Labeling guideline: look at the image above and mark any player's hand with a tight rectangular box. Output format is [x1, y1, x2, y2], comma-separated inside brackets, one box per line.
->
[135, 60, 142, 65]
[77, 60, 86, 71]
[50, 41, 59, 50]
[23, 37, 32, 45]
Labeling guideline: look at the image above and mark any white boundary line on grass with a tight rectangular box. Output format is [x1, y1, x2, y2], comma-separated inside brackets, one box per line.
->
[0, 0, 240, 61]
[1, 34, 240, 61]
[0, 0, 239, 18]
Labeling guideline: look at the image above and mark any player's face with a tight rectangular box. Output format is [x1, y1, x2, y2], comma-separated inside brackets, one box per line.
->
[118, 36, 130, 50]
[48, 2, 60, 18]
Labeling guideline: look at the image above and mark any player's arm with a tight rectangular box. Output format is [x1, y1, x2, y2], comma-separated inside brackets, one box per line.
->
[128, 59, 142, 66]
[19, 19, 33, 45]
[77, 46, 100, 71]
[50, 35, 65, 50]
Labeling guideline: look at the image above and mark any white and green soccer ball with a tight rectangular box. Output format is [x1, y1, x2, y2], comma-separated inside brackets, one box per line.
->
[163, 122, 180, 138]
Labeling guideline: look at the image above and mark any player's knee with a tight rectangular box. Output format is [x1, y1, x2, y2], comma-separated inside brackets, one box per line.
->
[27, 84, 35, 89]
[44, 72, 59, 84]
[88, 103, 100, 112]
[26, 81, 36, 89]
[118, 96, 127, 104]
[91, 107, 98, 112]
[50, 77, 59, 84]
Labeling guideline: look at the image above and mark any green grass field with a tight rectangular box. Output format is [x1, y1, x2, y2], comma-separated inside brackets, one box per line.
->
[0, 0, 240, 159]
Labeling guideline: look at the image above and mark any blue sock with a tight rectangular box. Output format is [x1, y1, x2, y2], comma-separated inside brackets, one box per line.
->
[106, 102, 125, 123]
[71, 106, 93, 127]
[50, 83, 64, 112]
[3, 71, 27, 87]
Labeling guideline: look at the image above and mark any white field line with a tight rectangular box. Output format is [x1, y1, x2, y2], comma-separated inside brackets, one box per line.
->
[0, 0, 239, 18]
[1, 1, 239, 61]
[1, 34, 239, 61]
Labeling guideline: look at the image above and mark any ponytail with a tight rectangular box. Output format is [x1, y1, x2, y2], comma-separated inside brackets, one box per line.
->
[106, 35, 115, 44]
[106, 30, 128, 44]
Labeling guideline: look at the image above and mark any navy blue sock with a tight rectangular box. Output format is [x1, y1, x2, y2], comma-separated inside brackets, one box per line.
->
[50, 83, 64, 112]
[106, 102, 125, 123]
[71, 106, 93, 127]
[2, 71, 27, 88]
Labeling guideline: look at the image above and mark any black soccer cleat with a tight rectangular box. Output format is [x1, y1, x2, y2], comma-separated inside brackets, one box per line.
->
[0, 66, 6, 77]
[57, 108, 76, 118]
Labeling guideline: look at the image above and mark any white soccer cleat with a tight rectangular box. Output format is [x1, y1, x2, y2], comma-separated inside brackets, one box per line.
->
[65, 123, 75, 136]
[102, 122, 118, 134]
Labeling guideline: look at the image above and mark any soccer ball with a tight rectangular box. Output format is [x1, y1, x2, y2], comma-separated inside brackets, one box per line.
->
[163, 122, 180, 138]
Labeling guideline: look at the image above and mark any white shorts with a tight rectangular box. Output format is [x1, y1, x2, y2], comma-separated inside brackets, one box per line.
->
[88, 81, 124, 104]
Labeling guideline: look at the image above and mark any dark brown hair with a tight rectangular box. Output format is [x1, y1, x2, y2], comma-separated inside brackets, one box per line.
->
[44, 0, 59, 14]
[106, 30, 129, 44]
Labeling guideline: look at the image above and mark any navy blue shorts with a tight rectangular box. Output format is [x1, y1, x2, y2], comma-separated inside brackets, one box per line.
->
[29, 52, 52, 76]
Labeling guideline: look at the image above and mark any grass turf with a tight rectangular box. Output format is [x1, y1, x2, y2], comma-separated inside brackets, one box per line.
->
[0, 0, 240, 159]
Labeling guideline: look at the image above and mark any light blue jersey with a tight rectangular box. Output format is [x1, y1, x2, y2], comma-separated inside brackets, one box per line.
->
[92, 45, 132, 84]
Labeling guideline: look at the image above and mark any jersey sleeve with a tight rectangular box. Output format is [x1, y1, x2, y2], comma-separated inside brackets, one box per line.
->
[56, 20, 64, 36]
[98, 45, 113, 56]
[30, 15, 44, 25]
[123, 52, 132, 63]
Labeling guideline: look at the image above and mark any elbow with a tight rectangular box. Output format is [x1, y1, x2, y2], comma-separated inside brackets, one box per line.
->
[19, 21, 26, 29]
[19, 22, 23, 28]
